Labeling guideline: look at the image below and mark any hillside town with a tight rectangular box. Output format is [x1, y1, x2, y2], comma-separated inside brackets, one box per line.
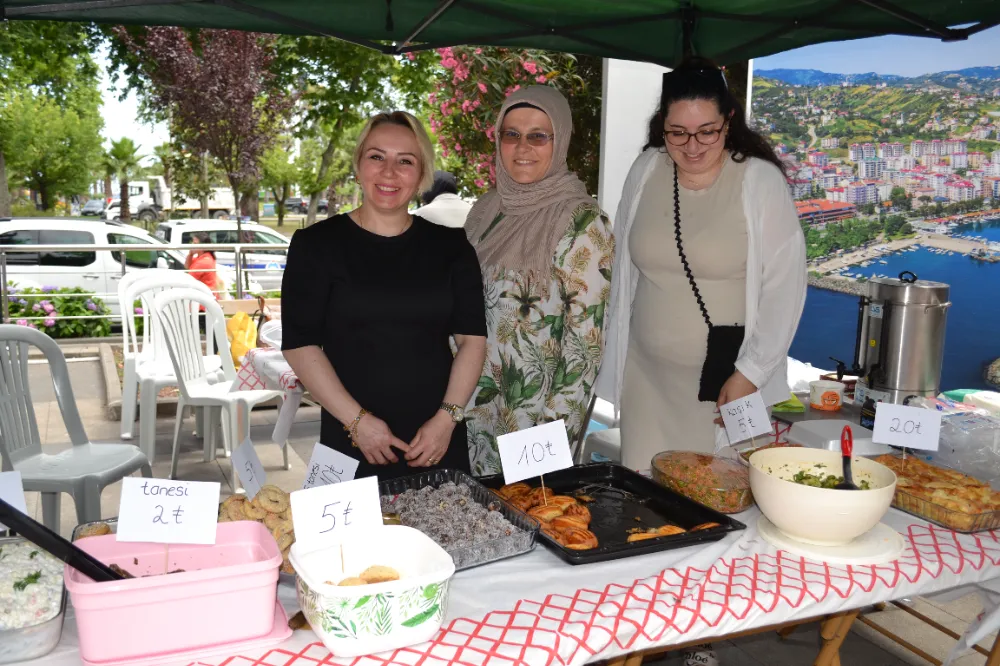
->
[752, 72, 1000, 231]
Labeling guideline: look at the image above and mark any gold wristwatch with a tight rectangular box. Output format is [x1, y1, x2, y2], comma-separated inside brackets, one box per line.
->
[440, 402, 465, 423]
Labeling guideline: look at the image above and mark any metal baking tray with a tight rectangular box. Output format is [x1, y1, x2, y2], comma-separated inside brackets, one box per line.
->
[379, 469, 539, 571]
[73, 518, 298, 585]
[0, 535, 68, 664]
[479, 463, 746, 565]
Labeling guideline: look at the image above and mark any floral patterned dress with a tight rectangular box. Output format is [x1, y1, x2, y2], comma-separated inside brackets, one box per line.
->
[466, 202, 615, 476]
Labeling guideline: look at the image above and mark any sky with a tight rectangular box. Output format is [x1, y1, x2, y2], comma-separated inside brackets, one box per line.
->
[755, 25, 1000, 76]
[96, 24, 1000, 157]
[97, 47, 168, 166]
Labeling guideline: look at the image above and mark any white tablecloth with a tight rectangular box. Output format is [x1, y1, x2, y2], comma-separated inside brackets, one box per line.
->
[35, 508, 1000, 666]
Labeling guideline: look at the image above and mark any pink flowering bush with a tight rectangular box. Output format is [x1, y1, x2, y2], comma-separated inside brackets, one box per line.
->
[428, 48, 602, 196]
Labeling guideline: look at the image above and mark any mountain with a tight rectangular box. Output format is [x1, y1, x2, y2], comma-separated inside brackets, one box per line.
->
[757, 66, 1000, 91]
[756, 69, 905, 86]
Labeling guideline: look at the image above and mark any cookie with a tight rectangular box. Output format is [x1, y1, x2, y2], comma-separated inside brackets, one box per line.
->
[338, 577, 367, 586]
[359, 565, 400, 584]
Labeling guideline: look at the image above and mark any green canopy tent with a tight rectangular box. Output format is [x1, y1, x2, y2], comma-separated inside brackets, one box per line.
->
[3, 0, 1000, 67]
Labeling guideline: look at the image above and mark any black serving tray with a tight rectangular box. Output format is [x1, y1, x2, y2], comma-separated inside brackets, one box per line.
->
[479, 463, 746, 565]
[379, 469, 540, 571]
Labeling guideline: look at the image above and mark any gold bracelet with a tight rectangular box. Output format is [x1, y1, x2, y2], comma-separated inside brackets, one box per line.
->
[344, 408, 368, 448]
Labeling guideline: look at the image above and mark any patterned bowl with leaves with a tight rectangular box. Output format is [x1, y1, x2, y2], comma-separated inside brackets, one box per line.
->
[290, 525, 455, 658]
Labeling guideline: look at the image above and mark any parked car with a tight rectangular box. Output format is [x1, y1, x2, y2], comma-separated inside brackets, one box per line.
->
[80, 199, 106, 217]
[0, 218, 259, 317]
[154, 219, 289, 292]
[283, 197, 327, 215]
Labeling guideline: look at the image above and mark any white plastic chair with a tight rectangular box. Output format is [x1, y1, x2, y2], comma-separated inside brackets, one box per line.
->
[153, 289, 284, 486]
[120, 273, 225, 464]
[117, 268, 173, 440]
[0, 325, 151, 531]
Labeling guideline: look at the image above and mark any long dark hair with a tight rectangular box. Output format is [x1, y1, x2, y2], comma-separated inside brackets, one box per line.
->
[644, 57, 786, 175]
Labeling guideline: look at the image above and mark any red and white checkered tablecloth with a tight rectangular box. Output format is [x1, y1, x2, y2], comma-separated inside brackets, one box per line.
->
[33, 509, 1000, 666]
[236, 347, 302, 392]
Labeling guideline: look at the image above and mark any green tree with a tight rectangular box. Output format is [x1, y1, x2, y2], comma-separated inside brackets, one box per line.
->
[2, 88, 104, 211]
[272, 38, 436, 224]
[0, 21, 100, 215]
[105, 138, 144, 223]
[260, 140, 297, 227]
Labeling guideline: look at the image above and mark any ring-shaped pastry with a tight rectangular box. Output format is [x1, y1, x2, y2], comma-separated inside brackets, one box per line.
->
[242, 498, 268, 520]
[256, 485, 290, 513]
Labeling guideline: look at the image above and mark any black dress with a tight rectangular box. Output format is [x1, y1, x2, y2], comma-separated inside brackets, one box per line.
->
[281, 214, 487, 480]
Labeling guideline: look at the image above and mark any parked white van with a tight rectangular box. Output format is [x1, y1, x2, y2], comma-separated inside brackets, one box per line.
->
[0, 218, 259, 317]
[154, 219, 289, 292]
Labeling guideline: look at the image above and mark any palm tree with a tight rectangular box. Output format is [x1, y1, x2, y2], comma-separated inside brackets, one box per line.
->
[106, 138, 144, 222]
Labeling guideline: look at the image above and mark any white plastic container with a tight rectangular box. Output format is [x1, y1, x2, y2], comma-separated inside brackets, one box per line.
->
[964, 391, 1000, 418]
[291, 525, 455, 658]
[787, 420, 891, 457]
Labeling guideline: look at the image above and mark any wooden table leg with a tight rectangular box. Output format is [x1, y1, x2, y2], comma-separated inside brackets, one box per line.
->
[985, 632, 1000, 666]
[605, 654, 644, 666]
[777, 624, 800, 640]
[814, 610, 860, 666]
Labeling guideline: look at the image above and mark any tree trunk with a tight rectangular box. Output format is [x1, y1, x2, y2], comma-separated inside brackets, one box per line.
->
[120, 180, 131, 221]
[273, 186, 285, 227]
[307, 117, 346, 226]
[0, 151, 11, 217]
[103, 175, 113, 200]
[200, 151, 210, 219]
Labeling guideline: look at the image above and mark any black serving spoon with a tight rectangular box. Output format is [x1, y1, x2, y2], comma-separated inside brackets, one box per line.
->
[834, 425, 861, 491]
[0, 498, 126, 582]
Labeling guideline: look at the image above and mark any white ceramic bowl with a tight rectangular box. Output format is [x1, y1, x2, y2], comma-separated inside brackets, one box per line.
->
[749, 447, 897, 546]
[290, 525, 455, 658]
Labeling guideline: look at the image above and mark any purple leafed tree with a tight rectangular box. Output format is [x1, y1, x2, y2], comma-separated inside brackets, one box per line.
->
[113, 27, 293, 234]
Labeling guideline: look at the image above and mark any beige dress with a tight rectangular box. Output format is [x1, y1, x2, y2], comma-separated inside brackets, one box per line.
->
[620, 153, 748, 469]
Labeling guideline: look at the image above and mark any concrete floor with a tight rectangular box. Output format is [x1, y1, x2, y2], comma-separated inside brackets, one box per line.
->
[15, 357, 1000, 666]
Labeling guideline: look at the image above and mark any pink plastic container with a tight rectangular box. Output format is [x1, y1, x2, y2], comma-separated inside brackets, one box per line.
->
[65, 521, 281, 664]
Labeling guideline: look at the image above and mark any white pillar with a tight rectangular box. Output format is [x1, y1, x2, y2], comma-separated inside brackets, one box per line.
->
[597, 59, 670, 223]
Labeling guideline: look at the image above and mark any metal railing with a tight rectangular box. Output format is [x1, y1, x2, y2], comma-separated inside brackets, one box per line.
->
[0, 242, 287, 325]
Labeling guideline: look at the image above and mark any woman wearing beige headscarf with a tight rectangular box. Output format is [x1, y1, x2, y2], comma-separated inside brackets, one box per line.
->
[464, 86, 615, 476]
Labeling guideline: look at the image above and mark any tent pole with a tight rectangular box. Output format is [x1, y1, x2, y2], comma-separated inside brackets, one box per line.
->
[397, 0, 459, 49]
[853, 0, 958, 40]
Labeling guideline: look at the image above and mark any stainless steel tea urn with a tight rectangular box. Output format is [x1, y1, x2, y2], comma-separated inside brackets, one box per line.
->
[854, 271, 951, 405]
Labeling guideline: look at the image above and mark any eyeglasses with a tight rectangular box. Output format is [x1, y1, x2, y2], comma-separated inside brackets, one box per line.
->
[662, 122, 727, 147]
[499, 129, 555, 147]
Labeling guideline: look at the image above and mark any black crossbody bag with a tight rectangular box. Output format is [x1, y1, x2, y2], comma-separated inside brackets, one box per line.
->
[672, 167, 746, 403]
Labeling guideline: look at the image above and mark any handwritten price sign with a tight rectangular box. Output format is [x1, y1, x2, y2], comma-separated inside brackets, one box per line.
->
[232, 438, 267, 500]
[302, 443, 359, 490]
[720, 392, 773, 444]
[117, 478, 221, 544]
[497, 420, 574, 485]
[290, 475, 382, 552]
[873, 402, 941, 451]
[0, 472, 27, 531]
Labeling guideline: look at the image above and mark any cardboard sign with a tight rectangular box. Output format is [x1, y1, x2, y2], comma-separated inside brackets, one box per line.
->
[720, 392, 773, 444]
[0, 472, 28, 531]
[302, 444, 359, 490]
[497, 420, 574, 485]
[117, 478, 221, 545]
[873, 402, 942, 451]
[232, 438, 267, 500]
[290, 475, 382, 552]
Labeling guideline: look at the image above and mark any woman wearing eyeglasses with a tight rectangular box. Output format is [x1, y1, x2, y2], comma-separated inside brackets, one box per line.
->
[596, 57, 806, 469]
[464, 86, 615, 476]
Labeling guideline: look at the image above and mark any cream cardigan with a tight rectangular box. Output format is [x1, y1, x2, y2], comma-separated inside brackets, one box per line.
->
[595, 148, 808, 420]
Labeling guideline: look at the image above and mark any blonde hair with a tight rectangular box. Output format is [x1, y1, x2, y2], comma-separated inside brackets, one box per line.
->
[353, 111, 435, 193]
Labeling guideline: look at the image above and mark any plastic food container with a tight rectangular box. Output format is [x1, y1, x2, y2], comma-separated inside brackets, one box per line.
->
[291, 525, 455, 658]
[651, 451, 753, 513]
[874, 453, 1000, 533]
[0, 536, 67, 664]
[66, 521, 281, 663]
[786, 420, 891, 457]
[379, 469, 538, 570]
[809, 380, 845, 411]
